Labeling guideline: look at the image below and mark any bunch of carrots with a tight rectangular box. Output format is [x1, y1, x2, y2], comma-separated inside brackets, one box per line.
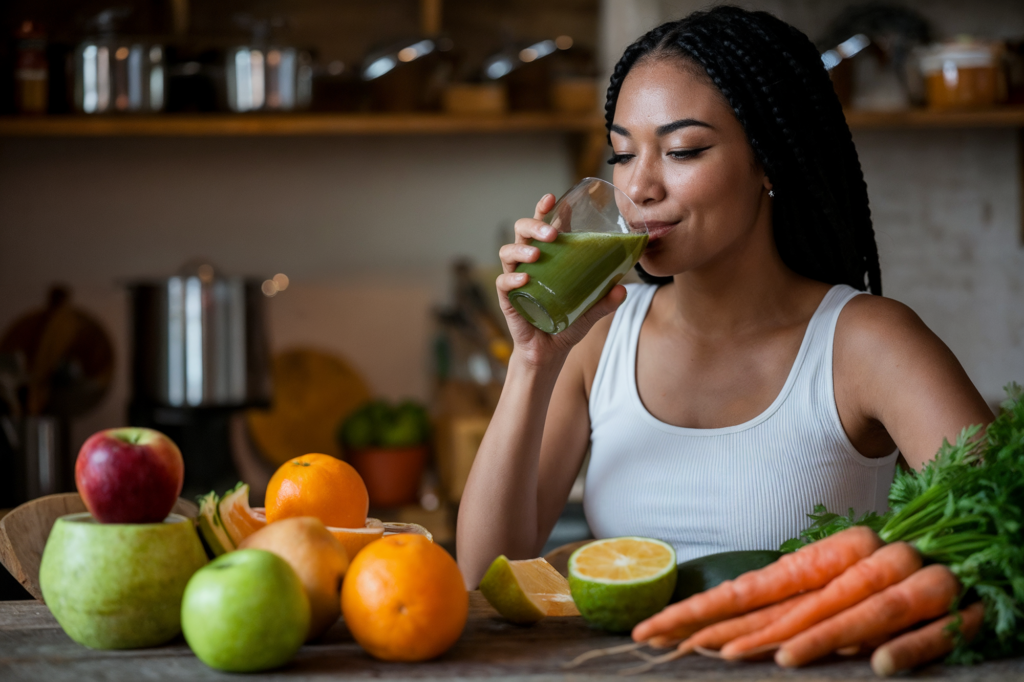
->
[568, 383, 1024, 676]
[629, 526, 984, 676]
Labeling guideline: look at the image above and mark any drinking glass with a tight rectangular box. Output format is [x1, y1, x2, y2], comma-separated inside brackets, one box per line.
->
[508, 177, 648, 334]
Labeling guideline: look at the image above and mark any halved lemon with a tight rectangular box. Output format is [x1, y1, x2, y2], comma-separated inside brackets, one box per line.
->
[480, 556, 579, 624]
[568, 537, 677, 633]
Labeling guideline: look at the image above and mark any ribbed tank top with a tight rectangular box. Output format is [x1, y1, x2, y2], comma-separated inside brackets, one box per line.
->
[584, 283, 898, 563]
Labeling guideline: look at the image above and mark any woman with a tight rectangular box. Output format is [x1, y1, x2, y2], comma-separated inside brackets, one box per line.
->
[456, 6, 992, 588]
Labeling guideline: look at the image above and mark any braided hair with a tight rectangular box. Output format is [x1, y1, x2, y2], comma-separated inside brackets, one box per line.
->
[607, 6, 881, 294]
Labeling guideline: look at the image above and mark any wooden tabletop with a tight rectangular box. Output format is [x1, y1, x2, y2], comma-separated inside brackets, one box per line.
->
[2, 593, 1023, 681]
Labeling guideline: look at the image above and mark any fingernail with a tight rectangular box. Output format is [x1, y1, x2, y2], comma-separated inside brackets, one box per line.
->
[543, 227, 555, 238]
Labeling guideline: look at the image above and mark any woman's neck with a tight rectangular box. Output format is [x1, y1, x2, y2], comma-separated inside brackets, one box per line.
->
[661, 218, 822, 340]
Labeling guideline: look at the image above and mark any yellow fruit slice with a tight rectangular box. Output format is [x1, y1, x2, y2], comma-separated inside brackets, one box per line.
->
[480, 556, 579, 624]
[218, 483, 268, 545]
[327, 519, 433, 560]
[570, 537, 675, 581]
[328, 518, 385, 558]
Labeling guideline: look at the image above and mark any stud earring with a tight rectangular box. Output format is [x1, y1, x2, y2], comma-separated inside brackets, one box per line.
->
[768, 190, 775, 198]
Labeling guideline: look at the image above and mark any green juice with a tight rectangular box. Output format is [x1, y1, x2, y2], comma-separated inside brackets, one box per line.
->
[509, 231, 648, 334]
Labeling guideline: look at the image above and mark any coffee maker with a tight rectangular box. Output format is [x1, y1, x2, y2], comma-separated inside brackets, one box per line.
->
[127, 262, 271, 499]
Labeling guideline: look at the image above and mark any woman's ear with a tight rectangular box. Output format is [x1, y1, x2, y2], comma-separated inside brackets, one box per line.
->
[763, 175, 773, 192]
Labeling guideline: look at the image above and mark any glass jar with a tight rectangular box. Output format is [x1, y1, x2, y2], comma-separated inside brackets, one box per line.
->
[919, 41, 1004, 110]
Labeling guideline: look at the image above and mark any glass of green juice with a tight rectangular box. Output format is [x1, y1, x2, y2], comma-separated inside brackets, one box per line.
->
[508, 177, 648, 334]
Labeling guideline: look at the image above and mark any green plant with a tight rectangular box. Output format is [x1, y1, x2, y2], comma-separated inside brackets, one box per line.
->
[338, 400, 430, 451]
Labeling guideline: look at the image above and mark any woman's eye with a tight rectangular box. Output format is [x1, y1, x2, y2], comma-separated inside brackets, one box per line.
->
[668, 146, 711, 160]
[606, 153, 634, 165]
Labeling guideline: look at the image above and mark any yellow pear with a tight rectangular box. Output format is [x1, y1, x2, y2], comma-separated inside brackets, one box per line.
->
[238, 516, 349, 640]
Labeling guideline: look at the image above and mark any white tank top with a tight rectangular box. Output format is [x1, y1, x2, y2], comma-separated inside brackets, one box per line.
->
[584, 283, 898, 563]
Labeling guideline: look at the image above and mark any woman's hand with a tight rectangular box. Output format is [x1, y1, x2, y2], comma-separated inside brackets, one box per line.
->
[497, 193, 628, 367]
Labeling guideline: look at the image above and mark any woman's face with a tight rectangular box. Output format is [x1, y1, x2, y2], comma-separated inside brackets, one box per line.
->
[611, 57, 771, 278]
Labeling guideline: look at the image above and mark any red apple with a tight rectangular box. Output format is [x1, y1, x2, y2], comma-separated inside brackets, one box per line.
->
[75, 427, 185, 524]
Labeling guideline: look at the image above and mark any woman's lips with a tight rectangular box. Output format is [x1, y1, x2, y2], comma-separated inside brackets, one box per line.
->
[643, 221, 678, 242]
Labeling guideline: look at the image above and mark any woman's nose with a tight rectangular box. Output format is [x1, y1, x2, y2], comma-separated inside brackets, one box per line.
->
[623, 154, 666, 206]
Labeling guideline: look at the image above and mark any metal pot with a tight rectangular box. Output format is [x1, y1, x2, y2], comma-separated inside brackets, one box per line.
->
[73, 9, 165, 114]
[128, 263, 271, 409]
[225, 45, 312, 112]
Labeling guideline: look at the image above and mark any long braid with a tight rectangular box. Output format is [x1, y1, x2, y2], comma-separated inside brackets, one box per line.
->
[607, 7, 882, 295]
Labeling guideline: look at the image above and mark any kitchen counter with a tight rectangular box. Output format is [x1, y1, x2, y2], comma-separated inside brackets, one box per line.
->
[2, 593, 1022, 681]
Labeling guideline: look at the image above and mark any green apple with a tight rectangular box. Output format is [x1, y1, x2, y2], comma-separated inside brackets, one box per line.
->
[181, 549, 310, 672]
[39, 512, 208, 649]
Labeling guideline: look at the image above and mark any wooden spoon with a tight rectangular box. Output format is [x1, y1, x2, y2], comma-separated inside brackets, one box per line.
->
[0, 493, 198, 602]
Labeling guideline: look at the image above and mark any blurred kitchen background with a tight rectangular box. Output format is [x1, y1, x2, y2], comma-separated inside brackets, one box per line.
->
[0, 0, 1022, 590]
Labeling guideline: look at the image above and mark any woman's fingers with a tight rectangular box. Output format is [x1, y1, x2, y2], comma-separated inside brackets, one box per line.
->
[534, 193, 556, 220]
[499, 243, 541, 275]
[496, 271, 529, 295]
[513, 217, 556, 245]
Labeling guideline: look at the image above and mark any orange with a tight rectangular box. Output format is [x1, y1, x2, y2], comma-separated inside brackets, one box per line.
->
[341, 534, 468, 661]
[265, 453, 369, 529]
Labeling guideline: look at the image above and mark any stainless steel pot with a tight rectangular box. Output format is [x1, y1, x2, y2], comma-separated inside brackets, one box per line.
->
[225, 45, 312, 112]
[73, 10, 165, 114]
[128, 263, 271, 409]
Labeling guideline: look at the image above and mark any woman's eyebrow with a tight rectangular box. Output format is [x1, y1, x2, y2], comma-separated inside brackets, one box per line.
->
[656, 118, 713, 135]
[610, 118, 714, 138]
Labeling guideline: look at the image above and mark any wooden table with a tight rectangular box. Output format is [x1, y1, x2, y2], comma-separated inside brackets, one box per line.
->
[2, 594, 1023, 681]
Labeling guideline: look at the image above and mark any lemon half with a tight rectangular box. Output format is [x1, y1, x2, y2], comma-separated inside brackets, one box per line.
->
[567, 537, 677, 632]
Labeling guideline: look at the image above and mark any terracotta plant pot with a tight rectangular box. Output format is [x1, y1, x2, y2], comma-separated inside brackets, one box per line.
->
[348, 446, 427, 509]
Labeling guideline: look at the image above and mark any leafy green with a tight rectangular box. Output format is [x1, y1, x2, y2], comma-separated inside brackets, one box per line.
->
[337, 399, 431, 450]
[779, 505, 887, 554]
[780, 382, 1024, 663]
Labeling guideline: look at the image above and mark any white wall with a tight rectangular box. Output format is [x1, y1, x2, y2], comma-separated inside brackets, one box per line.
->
[600, 0, 1024, 407]
[0, 134, 573, 449]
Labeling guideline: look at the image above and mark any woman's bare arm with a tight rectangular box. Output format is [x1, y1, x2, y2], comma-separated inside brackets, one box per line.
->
[835, 295, 994, 470]
[456, 345, 592, 588]
[455, 192, 625, 588]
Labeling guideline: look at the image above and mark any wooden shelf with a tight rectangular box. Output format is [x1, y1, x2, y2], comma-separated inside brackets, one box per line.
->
[844, 106, 1024, 129]
[2, 108, 1022, 138]
[0, 112, 605, 137]
[0, 112, 611, 178]
[0, 106, 1020, 191]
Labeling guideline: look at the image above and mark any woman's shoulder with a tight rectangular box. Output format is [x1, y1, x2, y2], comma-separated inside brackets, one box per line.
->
[835, 293, 932, 352]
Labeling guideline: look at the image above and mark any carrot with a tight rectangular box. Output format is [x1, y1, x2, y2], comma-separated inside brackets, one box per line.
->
[836, 632, 899, 656]
[720, 542, 922, 659]
[871, 602, 984, 677]
[632, 526, 883, 642]
[677, 590, 821, 655]
[775, 564, 961, 668]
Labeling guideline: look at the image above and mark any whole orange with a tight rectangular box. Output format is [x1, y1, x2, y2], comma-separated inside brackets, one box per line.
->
[265, 453, 368, 529]
[341, 534, 468, 661]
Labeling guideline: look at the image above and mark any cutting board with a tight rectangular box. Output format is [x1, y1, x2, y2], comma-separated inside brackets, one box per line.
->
[0, 493, 198, 602]
[246, 348, 370, 465]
